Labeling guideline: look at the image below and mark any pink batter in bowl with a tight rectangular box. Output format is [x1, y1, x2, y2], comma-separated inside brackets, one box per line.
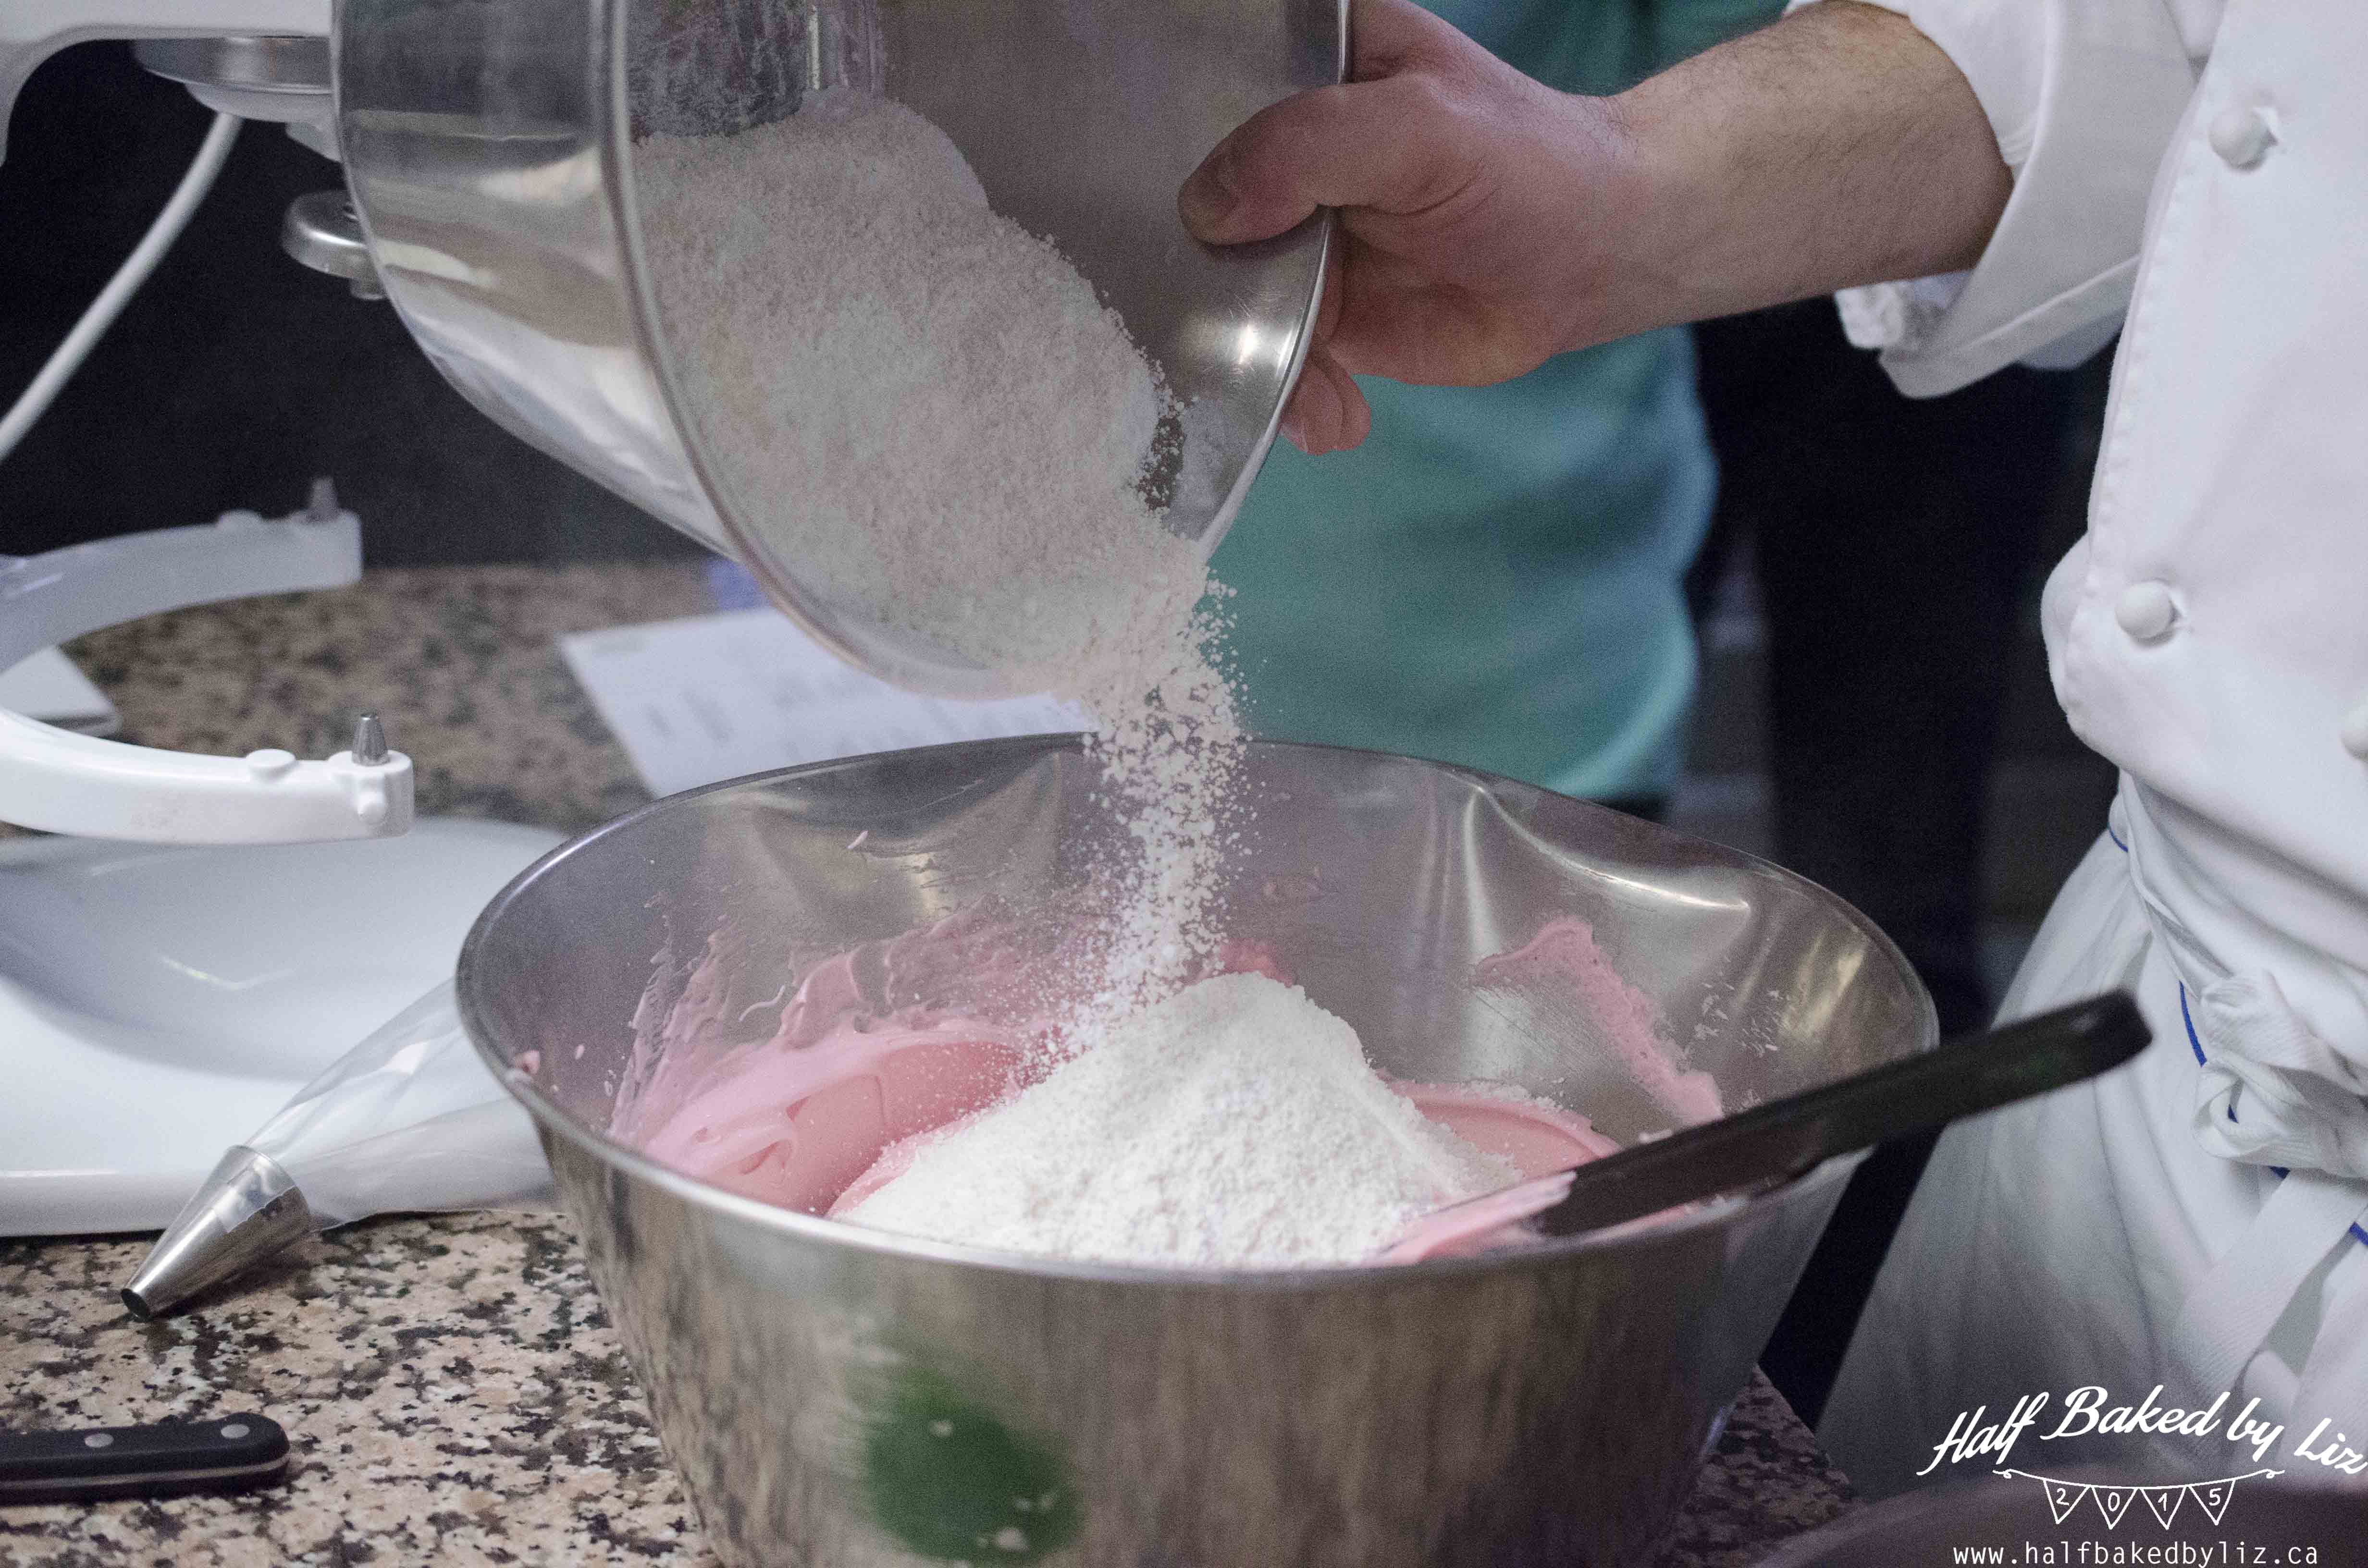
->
[619, 935, 1643, 1260]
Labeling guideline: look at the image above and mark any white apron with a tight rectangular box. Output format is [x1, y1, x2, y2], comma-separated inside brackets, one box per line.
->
[1821, 790, 2368, 1494]
[1800, 0, 2368, 1496]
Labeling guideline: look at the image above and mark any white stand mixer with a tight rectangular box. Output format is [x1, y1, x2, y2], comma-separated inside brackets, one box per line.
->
[0, 486, 566, 1237]
[0, 1, 556, 1239]
[2, 0, 405, 849]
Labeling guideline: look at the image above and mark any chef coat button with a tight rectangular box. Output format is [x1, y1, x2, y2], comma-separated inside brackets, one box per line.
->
[2209, 105, 2276, 169]
[2341, 700, 2368, 760]
[2114, 581, 2178, 642]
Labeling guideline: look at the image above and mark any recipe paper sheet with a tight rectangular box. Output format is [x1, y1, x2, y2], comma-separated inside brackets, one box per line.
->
[559, 609, 1091, 797]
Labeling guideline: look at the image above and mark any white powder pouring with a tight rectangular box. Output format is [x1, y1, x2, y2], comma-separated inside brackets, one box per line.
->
[628, 92, 1528, 1267]
[836, 973, 1518, 1266]
[636, 90, 1241, 1015]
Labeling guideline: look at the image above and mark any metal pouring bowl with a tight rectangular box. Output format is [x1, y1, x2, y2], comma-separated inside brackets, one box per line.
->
[333, 0, 1340, 697]
[457, 738, 1936, 1567]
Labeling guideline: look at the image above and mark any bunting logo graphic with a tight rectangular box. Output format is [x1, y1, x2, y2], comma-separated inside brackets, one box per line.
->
[1992, 1468, 2282, 1530]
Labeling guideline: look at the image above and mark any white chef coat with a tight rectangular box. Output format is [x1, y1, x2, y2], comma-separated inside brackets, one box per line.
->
[1800, 0, 2368, 1497]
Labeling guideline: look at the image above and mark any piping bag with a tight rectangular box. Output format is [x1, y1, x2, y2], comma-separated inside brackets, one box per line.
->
[122, 981, 554, 1319]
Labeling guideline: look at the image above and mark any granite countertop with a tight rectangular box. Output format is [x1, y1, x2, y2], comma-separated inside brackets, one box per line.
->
[0, 565, 1856, 1566]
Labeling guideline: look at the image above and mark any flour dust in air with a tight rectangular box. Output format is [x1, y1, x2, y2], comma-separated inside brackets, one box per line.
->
[634, 88, 1241, 1017]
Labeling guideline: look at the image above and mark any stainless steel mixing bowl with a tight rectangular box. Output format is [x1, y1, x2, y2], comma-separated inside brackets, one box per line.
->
[457, 738, 1936, 1566]
[333, 0, 1339, 697]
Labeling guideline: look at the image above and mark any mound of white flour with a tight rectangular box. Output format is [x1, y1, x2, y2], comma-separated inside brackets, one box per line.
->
[636, 90, 1241, 1014]
[839, 973, 1516, 1266]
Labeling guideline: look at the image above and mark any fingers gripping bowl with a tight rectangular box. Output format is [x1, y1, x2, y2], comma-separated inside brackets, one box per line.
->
[457, 738, 1934, 1567]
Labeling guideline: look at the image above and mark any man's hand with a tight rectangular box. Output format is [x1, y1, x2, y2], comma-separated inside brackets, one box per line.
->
[1179, 0, 2010, 455]
[1178, 0, 1625, 453]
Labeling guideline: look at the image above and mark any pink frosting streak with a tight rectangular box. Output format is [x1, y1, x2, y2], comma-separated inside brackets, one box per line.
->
[1475, 917, 1721, 1128]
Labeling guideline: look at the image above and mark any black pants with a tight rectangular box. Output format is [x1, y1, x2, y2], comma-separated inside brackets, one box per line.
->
[1692, 300, 2088, 1423]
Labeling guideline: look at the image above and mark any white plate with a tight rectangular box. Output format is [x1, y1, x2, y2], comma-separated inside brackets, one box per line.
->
[0, 818, 562, 1236]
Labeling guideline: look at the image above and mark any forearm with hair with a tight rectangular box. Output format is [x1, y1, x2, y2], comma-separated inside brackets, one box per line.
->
[1581, 1, 2009, 344]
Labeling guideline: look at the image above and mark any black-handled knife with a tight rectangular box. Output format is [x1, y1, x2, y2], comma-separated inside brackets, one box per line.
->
[0, 1414, 289, 1505]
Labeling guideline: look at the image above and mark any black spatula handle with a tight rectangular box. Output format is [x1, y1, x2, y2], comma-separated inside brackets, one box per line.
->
[1533, 991, 2151, 1239]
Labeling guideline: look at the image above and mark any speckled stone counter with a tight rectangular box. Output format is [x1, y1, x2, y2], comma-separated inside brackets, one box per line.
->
[0, 566, 1856, 1566]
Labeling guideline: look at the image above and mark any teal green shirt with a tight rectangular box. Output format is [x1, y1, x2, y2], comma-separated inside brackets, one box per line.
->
[1210, 0, 1776, 800]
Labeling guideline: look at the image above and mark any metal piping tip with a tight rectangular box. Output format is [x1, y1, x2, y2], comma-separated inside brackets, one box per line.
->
[122, 1148, 314, 1321]
[350, 713, 388, 766]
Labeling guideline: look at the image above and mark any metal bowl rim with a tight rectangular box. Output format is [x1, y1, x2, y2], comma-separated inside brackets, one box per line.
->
[457, 735, 1932, 1289]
